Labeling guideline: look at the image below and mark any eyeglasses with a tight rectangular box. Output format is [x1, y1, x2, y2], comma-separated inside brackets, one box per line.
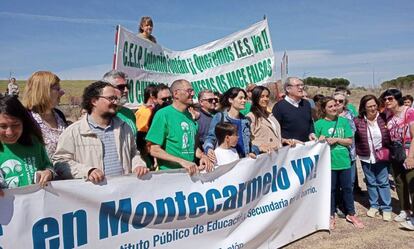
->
[288, 84, 305, 89]
[335, 99, 345, 104]
[177, 88, 195, 94]
[161, 96, 172, 102]
[202, 98, 218, 103]
[98, 95, 121, 103]
[383, 96, 395, 102]
[116, 84, 129, 92]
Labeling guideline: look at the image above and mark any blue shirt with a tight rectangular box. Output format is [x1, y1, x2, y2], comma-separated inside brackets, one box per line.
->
[87, 115, 122, 176]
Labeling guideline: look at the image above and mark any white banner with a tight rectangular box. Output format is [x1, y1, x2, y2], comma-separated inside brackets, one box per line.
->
[0, 143, 330, 249]
[114, 20, 277, 106]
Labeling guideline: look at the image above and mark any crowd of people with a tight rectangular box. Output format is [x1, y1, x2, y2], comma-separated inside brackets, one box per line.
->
[1, 16, 414, 235]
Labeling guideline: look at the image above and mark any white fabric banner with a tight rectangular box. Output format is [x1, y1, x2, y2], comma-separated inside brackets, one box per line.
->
[114, 20, 277, 107]
[0, 142, 330, 249]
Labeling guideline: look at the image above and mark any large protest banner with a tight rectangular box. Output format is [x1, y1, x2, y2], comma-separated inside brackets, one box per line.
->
[0, 143, 330, 249]
[114, 20, 276, 107]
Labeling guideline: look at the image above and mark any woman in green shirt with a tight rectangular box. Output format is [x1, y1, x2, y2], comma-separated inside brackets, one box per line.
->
[315, 97, 364, 229]
[0, 95, 53, 196]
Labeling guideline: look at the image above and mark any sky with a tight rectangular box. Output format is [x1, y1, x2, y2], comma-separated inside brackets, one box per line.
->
[1, 0, 413, 87]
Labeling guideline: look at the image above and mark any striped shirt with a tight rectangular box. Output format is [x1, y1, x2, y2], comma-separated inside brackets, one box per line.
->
[87, 115, 122, 176]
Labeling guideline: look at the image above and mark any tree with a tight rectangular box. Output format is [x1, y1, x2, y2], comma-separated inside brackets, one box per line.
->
[303, 77, 350, 88]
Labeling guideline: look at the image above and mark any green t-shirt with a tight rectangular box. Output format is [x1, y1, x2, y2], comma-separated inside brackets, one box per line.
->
[347, 103, 358, 117]
[146, 105, 198, 170]
[117, 106, 137, 137]
[240, 101, 252, 116]
[0, 139, 52, 189]
[314, 117, 353, 170]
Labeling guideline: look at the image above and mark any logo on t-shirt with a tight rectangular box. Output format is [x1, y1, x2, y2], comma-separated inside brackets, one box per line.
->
[181, 122, 190, 149]
[1, 159, 23, 188]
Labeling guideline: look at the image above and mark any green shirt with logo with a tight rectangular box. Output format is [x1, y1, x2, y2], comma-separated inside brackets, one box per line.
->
[0, 139, 52, 189]
[146, 105, 198, 170]
[315, 117, 353, 170]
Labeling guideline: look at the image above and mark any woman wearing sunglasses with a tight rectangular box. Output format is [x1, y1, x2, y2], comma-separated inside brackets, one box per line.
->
[333, 92, 363, 198]
[381, 88, 414, 230]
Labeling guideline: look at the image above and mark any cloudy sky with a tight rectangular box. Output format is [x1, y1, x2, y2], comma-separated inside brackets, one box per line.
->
[1, 0, 413, 86]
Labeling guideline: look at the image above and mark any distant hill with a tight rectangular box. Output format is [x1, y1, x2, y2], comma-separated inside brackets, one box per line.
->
[380, 75, 414, 89]
[0, 80, 95, 105]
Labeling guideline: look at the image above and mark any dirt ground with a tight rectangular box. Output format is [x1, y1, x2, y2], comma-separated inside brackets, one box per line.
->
[283, 160, 414, 249]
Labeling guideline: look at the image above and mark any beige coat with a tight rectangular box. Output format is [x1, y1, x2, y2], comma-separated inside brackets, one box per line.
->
[53, 115, 145, 179]
[246, 112, 282, 150]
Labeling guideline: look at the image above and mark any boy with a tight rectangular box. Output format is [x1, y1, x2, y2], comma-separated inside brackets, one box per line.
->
[214, 123, 240, 165]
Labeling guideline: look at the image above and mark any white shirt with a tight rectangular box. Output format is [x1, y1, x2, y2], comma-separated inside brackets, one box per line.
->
[214, 147, 240, 166]
[284, 95, 301, 108]
[360, 114, 383, 164]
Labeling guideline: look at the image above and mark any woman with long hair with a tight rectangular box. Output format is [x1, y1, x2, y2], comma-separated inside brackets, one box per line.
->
[354, 95, 392, 221]
[381, 88, 414, 230]
[315, 97, 364, 229]
[0, 96, 53, 195]
[203, 87, 259, 163]
[22, 71, 67, 158]
[246, 86, 283, 152]
[138, 16, 157, 43]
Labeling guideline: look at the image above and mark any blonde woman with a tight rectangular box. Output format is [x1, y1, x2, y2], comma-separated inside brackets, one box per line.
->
[22, 71, 67, 157]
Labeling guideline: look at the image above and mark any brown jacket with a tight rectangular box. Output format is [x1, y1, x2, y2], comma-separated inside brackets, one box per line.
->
[246, 112, 282, 150]
[53, 115, 145, 179]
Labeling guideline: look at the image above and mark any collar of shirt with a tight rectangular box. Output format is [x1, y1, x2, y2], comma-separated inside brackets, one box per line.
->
[87, 114, 114, 131]
[284, 95, 301, 108]
[364, 112, 379, 125]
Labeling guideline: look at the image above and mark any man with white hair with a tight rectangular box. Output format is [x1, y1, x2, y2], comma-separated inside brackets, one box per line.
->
[102, 70, 137, 137]
[272, 77, 316, 144]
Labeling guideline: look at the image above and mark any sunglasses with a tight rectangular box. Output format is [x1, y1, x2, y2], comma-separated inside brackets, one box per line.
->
[202, 98, 218, 103]
[383, 96, 395, 102]
[335, 99, 345, 104]
[116, 84, 130, 92]
[161, 96, 172, 102]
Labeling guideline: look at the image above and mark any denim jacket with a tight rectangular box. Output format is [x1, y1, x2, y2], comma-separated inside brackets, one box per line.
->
[202, 111, 259, 157]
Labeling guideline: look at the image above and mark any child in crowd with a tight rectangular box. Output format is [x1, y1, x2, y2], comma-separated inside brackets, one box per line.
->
[138, 16, 157, 43]
[0, 96, 53, 196]
[214, 123, 240, 165]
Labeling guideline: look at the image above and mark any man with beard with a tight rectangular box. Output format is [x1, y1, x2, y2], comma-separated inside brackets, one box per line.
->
[102, 70, 137, 137]
[146, 79, 213, 175]
[53, 81, 148, 183]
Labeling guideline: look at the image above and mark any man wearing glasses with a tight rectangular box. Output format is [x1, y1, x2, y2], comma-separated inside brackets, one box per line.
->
[146, 79, 213, 175]
[54, 81, 148, 183]
[102, 70, 137, 138]
[197, 90, 218, 146]
[272, 77, 316, 144]
[154, 84, 172, 107]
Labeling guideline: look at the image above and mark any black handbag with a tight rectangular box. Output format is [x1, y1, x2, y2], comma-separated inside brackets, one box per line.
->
[390, 141, 407, 163]
[390, 110, 408, 163]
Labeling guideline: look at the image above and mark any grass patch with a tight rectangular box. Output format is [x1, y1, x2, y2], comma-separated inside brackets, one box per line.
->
[0, 80, 95, 105]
